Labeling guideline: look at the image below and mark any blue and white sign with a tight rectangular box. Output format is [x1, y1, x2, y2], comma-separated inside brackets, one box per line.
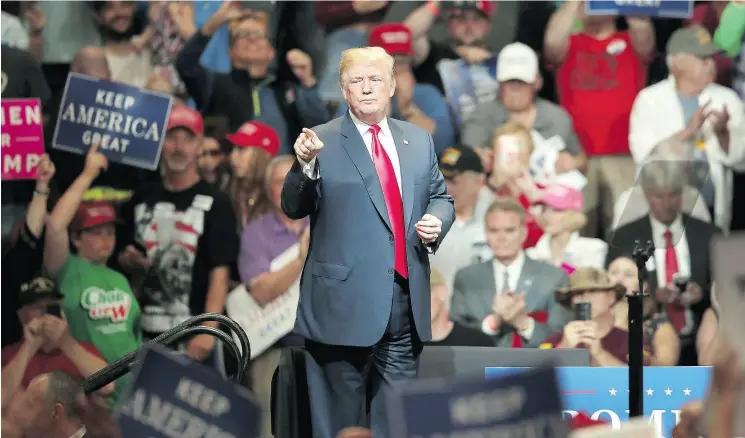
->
[388, 367, 568, 438]
[486, 366, 711, 438]
[586, 0, 694, 19]
[117, 344, 261, 438]
[53, 73, 173, 170]
[437, 56, 498, 127]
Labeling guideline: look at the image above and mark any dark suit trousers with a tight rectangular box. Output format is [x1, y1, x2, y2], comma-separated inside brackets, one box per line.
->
[303, 275, 422, 438]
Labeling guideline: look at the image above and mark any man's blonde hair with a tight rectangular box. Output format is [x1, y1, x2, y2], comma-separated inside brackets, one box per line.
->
[485, 197, 527, 225]
[338, 47, 395, 84]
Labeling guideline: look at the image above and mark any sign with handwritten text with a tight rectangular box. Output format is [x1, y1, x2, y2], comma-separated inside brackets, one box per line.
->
[1, 98, 45, 180]
[53, 73, 173, 171]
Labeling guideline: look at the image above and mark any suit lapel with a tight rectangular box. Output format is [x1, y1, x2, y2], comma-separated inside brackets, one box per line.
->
[681, 214, 704, 281]
[340, 113, 391, 231]
[480, 261, 497, 310]
[389, 119, 416, 231]
[515, 258, 536, 295]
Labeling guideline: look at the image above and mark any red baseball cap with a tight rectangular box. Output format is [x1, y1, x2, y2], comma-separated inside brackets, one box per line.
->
[167, 105, 204, 136]
[225, 121, 280, 157]
[369, 23, 413, 56]
[70, 201, 119, 232]
[445, 1, 494, 18]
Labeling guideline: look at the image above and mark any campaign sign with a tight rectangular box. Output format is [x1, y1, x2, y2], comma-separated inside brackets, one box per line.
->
[1, 98, 45, 180]
[388, 367, 568, 438]
[53, 73, 172, 171]
[117, 343, 261, 438]
[486, 367, 712, 438]
[586, 0, 694, 19]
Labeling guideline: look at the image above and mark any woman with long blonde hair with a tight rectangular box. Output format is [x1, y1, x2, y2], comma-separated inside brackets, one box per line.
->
[226, 121, 280, 230]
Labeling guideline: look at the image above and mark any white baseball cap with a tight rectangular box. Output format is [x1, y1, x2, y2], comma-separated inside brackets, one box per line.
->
[496, 42, 539, 83]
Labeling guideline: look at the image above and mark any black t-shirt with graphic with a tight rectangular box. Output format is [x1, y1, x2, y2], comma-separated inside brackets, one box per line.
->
[117, 180, 237, 338]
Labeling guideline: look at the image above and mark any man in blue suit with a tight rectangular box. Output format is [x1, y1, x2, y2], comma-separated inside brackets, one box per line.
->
[281, 46, 455, 438]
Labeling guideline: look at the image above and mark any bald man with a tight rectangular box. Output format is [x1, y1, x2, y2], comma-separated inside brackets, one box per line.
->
[70, 46, 111, 80]
[3, 371, 86, 438]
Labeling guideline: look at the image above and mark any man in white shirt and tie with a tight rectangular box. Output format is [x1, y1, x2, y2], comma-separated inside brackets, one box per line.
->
[450, 197, 570, 347]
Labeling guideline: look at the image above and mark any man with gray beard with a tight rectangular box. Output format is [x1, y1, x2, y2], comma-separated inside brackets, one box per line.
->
[115, 106, 238, 374]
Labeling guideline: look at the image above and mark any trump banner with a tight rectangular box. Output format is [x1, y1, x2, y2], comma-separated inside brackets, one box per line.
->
[117, 343, 261, 438]
[388, 367, 568, 438]
[586, 0, 694, 19]
[486, 366, 712, 438]
[1, 98, 45, 180]
[53, 73, 173, 171]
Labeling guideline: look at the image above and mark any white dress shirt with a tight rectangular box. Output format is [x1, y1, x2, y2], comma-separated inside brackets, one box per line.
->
[648, 215, 691, 287]
[69, 426, 86, 438]
[527, 232, 608, 269]
[302, 111, 402, 194]
[481, 251, 537, 339]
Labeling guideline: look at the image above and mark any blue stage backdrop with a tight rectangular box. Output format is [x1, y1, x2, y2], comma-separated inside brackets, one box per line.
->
[53, 73, 172, 171]
[586, 0, 694, 19]
[486, 366, 711, 438]
[388, 367, 568, 438]
[116, 344, 261, 438]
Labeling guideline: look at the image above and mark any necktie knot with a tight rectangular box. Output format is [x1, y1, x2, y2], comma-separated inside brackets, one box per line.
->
[663, 230, 674, 247]
[369, 124, 381, 136]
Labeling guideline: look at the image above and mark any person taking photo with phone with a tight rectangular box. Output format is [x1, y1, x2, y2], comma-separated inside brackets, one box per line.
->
[42, 142, 141, 405]
[1, 277, 114, 409]
[540, 267, 652, 367]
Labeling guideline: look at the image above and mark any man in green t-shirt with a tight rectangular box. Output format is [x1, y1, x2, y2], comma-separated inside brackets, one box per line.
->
[44, 143, 142, 403]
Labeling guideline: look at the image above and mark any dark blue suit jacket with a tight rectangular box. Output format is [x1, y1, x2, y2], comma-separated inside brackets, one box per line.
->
[281, 113, 455, 346]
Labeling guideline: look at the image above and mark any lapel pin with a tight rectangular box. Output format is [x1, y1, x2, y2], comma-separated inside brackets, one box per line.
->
[403, 140, 409, 145]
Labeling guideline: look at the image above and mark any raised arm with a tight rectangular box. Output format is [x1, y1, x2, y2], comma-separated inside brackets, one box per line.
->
[543, 1, 583, 66]
[44, 143, 108, 278]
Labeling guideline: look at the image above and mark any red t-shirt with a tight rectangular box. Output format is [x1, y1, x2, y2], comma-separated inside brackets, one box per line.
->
[542, 327, 631, 364]
[1, 341, 102, 389]
[556, 32, 647, 156]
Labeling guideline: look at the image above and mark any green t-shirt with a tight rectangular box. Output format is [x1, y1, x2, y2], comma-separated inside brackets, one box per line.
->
[58, 255, 142, 403]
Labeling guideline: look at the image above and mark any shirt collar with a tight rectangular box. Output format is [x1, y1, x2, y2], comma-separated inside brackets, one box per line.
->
[348, 110, 392, 139]
[69, 426, 86, 438]
[649, 214, 684, 242]
[493, 251, 525, 273]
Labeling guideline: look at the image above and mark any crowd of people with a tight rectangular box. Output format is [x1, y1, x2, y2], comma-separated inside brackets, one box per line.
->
[2, 0, 745, 437]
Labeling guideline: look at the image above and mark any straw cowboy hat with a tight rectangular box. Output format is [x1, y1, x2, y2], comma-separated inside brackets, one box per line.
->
[555, 267, 626, 307]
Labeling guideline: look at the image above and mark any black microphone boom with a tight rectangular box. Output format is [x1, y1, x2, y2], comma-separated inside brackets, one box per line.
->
[82, 313, 250, 394]
[629, 239, 653, 418]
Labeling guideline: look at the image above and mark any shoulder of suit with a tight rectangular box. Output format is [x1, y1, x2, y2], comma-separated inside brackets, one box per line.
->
[524, 255, 564, 276]
[454, 260, 491, 278]
[312, 117, 344, 140]
[389, 117, 431, 138]
[681, 213, 722, 234]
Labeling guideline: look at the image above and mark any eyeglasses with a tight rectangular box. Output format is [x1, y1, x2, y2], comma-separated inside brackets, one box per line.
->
[199, 150, 223, 158]
[230, 30, 267, 42]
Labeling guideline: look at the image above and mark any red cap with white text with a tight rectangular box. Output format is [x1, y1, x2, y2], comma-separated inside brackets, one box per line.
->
[226, 121, 280, 157]
[369, 23, 413, 56]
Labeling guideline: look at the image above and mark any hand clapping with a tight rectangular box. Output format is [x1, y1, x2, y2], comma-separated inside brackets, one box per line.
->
[294, 128, 324, 163]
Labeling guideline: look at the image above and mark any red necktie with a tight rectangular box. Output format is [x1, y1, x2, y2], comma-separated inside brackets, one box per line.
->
[663, 230, 685, 332]
[370, 124, 408, 278]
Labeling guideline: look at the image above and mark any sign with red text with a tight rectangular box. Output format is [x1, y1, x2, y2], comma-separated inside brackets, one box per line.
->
[1, 98, 45, 180]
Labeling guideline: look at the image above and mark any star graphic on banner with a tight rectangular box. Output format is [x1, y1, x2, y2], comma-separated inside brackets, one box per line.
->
[665, 388, 673, 396]
[609, 388, 617, 396]
[683, 388, 692, 396]
[646, 388, 655, 396]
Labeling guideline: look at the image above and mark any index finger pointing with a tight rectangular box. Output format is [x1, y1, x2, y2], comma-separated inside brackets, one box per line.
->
[301, 128, 318, 140]
[89, 141, 101, 154]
